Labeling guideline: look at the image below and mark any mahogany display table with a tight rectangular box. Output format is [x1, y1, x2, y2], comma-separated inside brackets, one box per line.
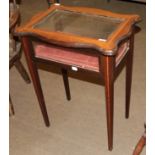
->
[15, 4, 140, 150]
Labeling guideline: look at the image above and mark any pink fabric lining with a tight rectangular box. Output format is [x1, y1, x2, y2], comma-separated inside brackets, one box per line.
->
[35, 44, 99, 72]
[35, 42, 129, 72]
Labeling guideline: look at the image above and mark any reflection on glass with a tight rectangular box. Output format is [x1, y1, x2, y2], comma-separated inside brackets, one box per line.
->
[34, 9, 123, 40]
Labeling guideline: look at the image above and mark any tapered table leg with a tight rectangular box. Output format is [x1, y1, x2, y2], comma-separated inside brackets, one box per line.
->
[21, 37, 50, 127]
[101, 56, 115, 151]
[61, 68, 71, 101]
[9, 94, 15, 116]
[126, 34, 134, 118]
[14, 60, 31, 84]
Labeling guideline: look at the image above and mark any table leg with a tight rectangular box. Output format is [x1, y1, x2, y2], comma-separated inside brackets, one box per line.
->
[126, 34, 134, 118]
[9, 94, 15, 116]
[14, 59, 31, 84]
[101, 56, 115, 151]
[21, 37, 50, 127]
[61, 68, 71, 101]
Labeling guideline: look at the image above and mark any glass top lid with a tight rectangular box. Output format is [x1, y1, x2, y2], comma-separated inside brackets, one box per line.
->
[33, 9, 124, 40]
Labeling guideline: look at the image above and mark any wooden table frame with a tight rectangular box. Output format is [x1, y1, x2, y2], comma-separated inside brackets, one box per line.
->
[15, 4, 140, 151]
[108, 0, 146, 5]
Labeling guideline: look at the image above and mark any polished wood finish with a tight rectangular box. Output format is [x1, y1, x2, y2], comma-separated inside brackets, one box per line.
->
[61, 68, 71, 101]
[125, 30, 134, 118]
[100, 56, 115, 150]
[15, 4, 140, 55]
[21, 37, 50, 127]
[15, 6, 140, 150]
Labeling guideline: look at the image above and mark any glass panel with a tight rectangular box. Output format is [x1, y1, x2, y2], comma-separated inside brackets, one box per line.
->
[34, 9, 123, 40]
